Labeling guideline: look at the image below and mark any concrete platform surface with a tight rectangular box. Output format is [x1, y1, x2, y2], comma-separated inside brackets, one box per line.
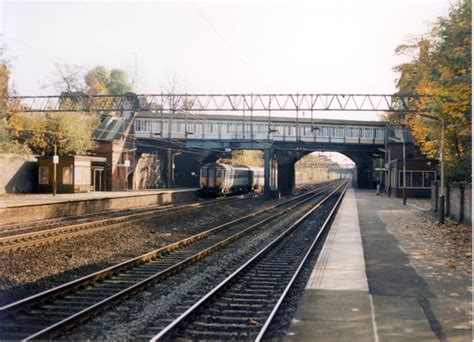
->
[285, 189, 471, 342]
[0, 188, 198, 209]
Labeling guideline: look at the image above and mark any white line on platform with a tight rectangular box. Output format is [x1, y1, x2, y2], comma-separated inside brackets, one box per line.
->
[306, 188, 368, 291]
[369, 293, 380, 342]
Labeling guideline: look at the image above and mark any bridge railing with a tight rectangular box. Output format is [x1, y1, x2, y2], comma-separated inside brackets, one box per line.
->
[134, 116, 386, 145]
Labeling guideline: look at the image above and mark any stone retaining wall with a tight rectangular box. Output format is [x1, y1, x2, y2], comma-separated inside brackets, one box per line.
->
[0, 154, 38, 194]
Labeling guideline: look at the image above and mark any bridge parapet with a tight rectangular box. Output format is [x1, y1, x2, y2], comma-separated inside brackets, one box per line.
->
[134, 113, 386, 145]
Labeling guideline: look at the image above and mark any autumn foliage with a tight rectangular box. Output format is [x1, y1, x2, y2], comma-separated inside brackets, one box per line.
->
[390, 0, 471, 181]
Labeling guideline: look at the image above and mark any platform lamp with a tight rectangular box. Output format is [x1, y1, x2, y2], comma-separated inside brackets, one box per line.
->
[388, 134, 406, 205]
[416, 113, 445, 224]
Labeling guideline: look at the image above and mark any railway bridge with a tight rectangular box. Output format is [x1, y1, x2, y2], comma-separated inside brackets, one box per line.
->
[5, 92, 428, 196]
[134, 112, 386, 195]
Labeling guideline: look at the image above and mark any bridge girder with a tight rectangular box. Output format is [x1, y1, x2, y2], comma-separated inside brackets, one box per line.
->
[5, 93, 430, 113]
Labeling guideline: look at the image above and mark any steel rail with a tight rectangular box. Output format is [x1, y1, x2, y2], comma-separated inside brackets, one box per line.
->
[0, 182, 339, 340]
[0, 194, 255, 252]
[14, 183, 338, 341]
[150, 181, 346, 342]
[254, 182, 348, 341]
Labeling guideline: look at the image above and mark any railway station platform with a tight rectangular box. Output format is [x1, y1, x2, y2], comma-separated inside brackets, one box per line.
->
[285, 188, 471, 341]
[0, 188, 198, 225]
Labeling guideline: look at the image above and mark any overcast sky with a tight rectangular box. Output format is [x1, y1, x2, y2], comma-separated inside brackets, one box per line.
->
[2, 0, 451, 122]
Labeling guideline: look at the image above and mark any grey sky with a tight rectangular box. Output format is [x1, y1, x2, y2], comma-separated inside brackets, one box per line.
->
[2, 0, 450, 122]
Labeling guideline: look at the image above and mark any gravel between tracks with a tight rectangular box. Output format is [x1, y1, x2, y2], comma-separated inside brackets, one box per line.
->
[0, 196, 271, 306]
[62, 192, 339, 341]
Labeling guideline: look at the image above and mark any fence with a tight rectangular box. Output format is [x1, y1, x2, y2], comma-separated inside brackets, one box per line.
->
[431, 181, 471, 226]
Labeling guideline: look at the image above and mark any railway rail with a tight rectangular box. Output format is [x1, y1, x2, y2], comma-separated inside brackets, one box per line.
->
[0, 181, 341, 341]
[0, 194, 255, 252]
[149, 181, 347, 341]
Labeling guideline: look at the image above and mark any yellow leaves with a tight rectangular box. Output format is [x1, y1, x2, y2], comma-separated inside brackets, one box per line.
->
[391, 0, 471, 181]
[4, 112, 98, 156]
[0, 64, 8, 101]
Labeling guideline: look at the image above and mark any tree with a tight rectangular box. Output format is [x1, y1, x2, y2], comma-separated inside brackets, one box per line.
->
[45, 112, 98, 156]
[7, 112, 98, 156]
[84, 66, 109, 95]
[391, 0, 471, 181]
[220, 150, 263, 167]
[48, 64, 133, 95]
[0, 40, 31, 154]
[48, 63, 87, 93]
[107, 68, 133, 95]
[84, 66, 133, 95]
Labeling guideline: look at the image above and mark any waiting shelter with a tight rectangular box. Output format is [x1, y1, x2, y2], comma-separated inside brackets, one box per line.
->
[38, 155, 107, 193]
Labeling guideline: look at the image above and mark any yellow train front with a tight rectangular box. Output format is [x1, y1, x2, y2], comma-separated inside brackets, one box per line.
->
[199, 163, 263, 197]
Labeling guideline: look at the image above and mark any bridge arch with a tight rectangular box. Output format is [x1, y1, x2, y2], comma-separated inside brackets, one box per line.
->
[274, 148, 379, 196]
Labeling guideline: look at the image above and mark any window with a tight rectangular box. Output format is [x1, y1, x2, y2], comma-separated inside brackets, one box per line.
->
[321, 126, 328, 137]
[399, 171, 409, 188]
[376, 128, 384, 139]
[423, 172, 435, 187]
[39, 167, 49, 184]
[412, 172, 423, 188]
[63, 166, 72, 184]
[399, 170, 436, 188]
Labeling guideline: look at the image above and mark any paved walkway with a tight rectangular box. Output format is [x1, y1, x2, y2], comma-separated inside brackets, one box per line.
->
[0, 188, 197, 208]
[285, 189, 471, 342]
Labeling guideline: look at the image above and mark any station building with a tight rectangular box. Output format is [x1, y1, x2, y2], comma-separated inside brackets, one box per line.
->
[37, 155, 107, 193]
[385, 127, 436, 198]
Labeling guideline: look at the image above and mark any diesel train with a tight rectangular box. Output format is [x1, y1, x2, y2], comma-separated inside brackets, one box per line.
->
[199, 163, 264, 196]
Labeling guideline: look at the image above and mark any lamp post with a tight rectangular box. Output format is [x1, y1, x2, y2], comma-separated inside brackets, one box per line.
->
[388, 134, 406, 205]
[417, 114, 445, 224]
[53, 143, 58, 196]
[52, 138, 67, 196]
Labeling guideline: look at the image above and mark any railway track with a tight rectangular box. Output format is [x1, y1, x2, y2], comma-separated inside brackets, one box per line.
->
[148, 181, 347, 341]
[0, 181, 341, 341]
[0, 194, 256, 252]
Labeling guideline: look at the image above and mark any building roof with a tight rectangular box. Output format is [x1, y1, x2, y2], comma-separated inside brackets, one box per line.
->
[387, 127, 415, 144]
[95, 111, 136, 141]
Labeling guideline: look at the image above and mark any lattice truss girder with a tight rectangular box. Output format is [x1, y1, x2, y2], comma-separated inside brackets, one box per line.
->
[2, 93, 430, 113]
